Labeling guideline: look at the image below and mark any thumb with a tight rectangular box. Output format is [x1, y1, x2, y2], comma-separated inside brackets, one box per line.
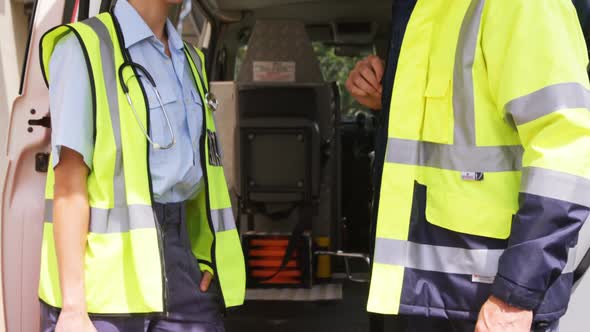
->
[200, 271, 213, 292]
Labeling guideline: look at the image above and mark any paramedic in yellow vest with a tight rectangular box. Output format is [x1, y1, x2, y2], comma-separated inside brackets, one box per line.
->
[38, 0, 245, 331]
[347, 0, 590, 331]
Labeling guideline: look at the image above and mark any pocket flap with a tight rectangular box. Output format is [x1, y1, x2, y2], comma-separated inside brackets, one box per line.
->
[146, 79, 177, 108]
[425, 186, 513, 240]
[188, 88, 203, 106]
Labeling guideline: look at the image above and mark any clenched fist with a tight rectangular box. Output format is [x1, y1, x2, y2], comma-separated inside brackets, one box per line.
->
[345, 55, 385, 110]
[475, 296, 533, 332]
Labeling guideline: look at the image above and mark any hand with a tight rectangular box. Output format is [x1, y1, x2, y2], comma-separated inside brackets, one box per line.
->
[200, 271, 214, 292]
[345, 55, 385, 110]
[475, 296, 533, 332]
[55, 310, 96, 332]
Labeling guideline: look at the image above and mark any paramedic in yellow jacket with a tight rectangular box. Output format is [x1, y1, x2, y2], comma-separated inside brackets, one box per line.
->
[38, 0, 245, 331]
[347, 0, 590, 331]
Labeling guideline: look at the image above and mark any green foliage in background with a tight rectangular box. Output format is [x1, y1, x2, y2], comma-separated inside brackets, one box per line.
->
[313, 43, 372, 118]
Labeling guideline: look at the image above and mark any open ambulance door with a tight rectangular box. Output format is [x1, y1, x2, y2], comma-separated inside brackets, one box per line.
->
[1, 1, 106, 331]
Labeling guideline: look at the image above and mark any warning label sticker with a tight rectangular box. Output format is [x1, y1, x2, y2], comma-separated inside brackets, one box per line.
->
[472, 274, 495, 284]
[253, 61, 296, 82]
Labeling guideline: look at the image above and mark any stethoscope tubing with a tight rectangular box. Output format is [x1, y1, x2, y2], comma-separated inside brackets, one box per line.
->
[118, 51, 217, 151]
[119, 61, 176, 150]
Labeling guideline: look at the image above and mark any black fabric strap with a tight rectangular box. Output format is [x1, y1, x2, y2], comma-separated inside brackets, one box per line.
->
[254, 204, 312, 283]
[78, 0, 90, 21]
[100, 0, 114, 13]
[574, 247, 590, 283]
[258, 216, 308, 282]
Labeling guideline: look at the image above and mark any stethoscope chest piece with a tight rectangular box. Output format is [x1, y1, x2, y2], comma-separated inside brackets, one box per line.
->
[206, 92, 219, 112]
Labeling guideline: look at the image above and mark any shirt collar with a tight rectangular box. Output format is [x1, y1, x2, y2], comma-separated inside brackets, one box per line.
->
[114, 0, 184, 52]
[165, 19, 185, 52]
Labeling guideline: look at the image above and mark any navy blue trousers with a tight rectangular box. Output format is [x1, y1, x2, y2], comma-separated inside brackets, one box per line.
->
[40, 202, 224, 332]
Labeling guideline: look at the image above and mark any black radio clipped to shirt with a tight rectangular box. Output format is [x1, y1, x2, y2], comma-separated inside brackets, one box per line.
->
[207, 130, 223, 167]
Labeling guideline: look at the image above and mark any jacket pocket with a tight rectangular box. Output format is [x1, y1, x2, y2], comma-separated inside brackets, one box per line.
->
[425, 180, 517, 240]
[422, 71, 453, 144]
[420, 3, 465, 144]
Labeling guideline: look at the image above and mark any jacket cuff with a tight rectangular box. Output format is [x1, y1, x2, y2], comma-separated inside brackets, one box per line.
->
[198, 260, 215, 276]
[490, 275, 545, 310]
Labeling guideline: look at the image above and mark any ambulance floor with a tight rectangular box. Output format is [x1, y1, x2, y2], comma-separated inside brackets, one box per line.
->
[225, 281, 372, 332]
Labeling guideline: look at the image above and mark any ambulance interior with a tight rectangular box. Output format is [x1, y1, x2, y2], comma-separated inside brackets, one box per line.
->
[1, 0, 590, 331]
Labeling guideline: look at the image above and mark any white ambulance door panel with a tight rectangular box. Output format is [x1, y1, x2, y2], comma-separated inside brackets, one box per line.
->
[1, 1, 104, 331]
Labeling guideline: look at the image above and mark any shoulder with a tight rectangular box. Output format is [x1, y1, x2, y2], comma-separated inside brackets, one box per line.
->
[48, 31, 89, 89]
[53, 33, 81, 54]
[49, 33, 85, 76]
[49, 31, 88, 69]
[183, 41, 206, 69]
[484, 0, 577, 16]
[47, 13, 115, 69]
[46, 12, 113, 48]
[184, 42, 205, 59]
[482, 0, 582, 41]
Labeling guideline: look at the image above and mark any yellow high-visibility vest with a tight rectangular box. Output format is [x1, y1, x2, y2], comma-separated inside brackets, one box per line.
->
[38, 12, 245, 314]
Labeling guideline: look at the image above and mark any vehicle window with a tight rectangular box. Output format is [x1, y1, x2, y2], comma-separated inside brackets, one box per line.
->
[234, 44, 248, 79]
[312, 42, 374, 119]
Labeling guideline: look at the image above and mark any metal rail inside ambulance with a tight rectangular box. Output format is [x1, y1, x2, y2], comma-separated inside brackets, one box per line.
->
[1, 0, 590, 331]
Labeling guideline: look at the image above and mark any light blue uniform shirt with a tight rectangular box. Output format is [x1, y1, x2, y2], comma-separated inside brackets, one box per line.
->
[49, 0, 204, 203]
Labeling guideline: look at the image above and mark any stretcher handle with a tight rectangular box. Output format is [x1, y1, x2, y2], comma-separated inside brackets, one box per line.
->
[314, 250, 371, 283]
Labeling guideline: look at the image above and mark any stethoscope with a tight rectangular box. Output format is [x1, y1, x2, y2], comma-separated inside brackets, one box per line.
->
[118, 61, 219, 150]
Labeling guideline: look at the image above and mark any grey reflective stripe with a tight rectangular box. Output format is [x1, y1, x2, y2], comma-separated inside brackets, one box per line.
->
[83, 18, 127, 206]
[184, 44, 203, 78]
[453, 0, 485, 146]
[89, 204, 155, 233]
[44, 199, 155, 233]
[374, 237, 578, 276]
[521, 167, 590, 208]
[373, 238, 502, 276]
[386, 138, 523, 172]
[211, 208, 236, 232]
[185, 43, 208, 96]
[506, 82, 590, 126]
[44, 199, 53, 222]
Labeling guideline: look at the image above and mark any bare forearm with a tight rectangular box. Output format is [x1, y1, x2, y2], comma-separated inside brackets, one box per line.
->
[53, 147, 90, 312]
[54, 193, 89, 311]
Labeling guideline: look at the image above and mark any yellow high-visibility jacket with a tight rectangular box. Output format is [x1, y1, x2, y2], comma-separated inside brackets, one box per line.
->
[369, 0, 590, 323]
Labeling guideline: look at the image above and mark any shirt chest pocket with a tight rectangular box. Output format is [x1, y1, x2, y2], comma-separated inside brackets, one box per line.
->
[184, 87, 204, 148]
[146, 79, 177, 147]
[184, 87, 204, 130]
[185, 86, 203, 109]
[421, 4, 467, 144]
